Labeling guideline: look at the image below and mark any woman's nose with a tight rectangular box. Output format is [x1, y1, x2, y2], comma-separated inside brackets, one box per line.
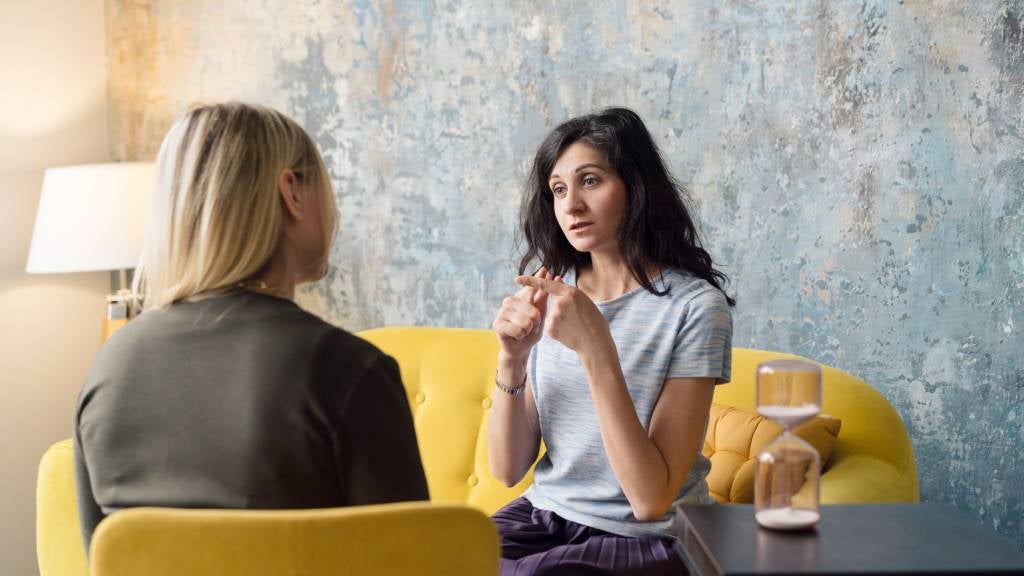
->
[563, 187, 585, 214]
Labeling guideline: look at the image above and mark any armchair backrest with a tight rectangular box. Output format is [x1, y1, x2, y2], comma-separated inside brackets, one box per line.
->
[90, 502, 499, 576]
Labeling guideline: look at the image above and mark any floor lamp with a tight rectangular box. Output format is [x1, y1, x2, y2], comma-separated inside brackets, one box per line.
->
[26, 162, 154, 341]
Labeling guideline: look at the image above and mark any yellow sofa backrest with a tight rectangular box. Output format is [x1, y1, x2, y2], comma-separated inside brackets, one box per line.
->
[357, 327, 532, 514]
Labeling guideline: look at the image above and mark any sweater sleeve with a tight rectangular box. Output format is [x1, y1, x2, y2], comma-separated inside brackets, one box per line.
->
[335, 354, 430, 504]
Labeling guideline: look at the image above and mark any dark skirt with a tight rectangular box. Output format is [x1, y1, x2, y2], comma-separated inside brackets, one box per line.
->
[492, 497, 688, 576]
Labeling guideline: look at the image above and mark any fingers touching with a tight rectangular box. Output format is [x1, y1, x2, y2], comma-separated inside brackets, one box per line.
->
[516, 272, 568, 296]
[495, 267, 553, 341]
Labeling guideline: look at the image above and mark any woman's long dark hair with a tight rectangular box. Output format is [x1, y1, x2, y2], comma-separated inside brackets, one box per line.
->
[518, 107, 735, 306]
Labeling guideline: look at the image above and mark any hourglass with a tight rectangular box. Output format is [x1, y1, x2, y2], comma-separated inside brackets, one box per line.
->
[755, 359, 822, 530]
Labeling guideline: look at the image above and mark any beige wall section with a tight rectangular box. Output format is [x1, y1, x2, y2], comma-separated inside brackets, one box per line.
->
[0, 1, 110, 574]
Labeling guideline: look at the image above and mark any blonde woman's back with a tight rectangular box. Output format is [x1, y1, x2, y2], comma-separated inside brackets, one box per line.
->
[74, 286, 428, 551]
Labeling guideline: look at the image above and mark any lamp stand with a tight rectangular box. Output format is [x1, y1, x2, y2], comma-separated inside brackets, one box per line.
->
[102, 269, 136, 341]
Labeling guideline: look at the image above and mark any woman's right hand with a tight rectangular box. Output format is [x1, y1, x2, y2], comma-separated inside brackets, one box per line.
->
[492, 266, 551, 362]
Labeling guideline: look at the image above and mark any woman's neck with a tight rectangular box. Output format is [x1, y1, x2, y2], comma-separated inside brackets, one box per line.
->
[249, 248, 298, 300]
[577, 249, 640, 302]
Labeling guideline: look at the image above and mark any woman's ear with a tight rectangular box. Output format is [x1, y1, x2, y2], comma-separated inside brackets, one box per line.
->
[278, 169, 305, 221]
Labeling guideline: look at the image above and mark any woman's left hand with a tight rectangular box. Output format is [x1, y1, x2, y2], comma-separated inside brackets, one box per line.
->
[514, 275, 613, 359]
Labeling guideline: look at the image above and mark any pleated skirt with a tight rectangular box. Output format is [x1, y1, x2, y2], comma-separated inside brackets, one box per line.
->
[492, 497, 688, 576]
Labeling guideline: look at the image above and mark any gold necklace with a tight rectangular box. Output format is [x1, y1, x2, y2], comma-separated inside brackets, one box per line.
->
[236, 279, 292, 300]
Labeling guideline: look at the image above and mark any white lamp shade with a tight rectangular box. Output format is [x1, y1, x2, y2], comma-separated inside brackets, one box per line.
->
[26, 162, 154, 273]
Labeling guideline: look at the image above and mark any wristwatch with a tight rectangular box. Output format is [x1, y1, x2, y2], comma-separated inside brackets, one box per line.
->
[494, 371, 527, 396]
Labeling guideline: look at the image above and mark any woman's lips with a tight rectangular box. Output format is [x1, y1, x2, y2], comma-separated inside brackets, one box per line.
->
[570, 222, 592, 232]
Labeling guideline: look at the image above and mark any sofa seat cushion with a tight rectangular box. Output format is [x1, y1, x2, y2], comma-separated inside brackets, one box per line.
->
[702, 403, 841, 503]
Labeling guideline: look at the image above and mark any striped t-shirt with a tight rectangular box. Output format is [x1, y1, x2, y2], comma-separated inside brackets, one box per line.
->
[523, 268, 733, 539]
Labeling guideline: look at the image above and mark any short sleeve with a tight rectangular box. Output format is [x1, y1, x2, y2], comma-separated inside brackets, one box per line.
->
[667, 287, 733, 383]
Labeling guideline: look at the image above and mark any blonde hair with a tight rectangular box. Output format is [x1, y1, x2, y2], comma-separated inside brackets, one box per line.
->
[134, 102, 338, 309]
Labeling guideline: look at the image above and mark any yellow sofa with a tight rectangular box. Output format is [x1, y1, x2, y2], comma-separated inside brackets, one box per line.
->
[37, 326, 918, 575]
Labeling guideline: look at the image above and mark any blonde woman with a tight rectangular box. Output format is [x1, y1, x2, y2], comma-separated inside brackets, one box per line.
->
[74, 102, 428, 552]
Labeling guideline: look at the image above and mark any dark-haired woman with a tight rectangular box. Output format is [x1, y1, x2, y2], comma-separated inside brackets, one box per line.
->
[487, 108, 734, 576]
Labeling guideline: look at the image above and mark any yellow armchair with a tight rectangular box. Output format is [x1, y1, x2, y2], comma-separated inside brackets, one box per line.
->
[37, 326, 919, 575]
[37, 440, 87, 576]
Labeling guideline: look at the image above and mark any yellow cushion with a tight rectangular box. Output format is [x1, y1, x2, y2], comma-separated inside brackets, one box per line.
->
[702, 403, 841, 503]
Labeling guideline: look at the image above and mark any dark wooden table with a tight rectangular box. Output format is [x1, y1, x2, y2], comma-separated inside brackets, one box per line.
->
[675, 504, 1024, 575]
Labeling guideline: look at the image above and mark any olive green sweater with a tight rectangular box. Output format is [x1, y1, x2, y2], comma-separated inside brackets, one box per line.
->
[74, 291, 428, 551]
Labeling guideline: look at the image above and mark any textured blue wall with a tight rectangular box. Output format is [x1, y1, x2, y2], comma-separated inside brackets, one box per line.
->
[107, 0, 1024, 548]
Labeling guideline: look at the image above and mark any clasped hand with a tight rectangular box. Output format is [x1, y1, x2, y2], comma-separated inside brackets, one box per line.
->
[492, 266, 612, 361]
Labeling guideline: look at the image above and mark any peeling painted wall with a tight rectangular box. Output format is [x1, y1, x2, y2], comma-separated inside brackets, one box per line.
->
[107, 0, 1024, 548]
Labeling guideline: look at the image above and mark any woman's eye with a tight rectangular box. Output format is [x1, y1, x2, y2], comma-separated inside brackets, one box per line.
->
[583, 175, 599, 187]
[552, 186, 566, 197]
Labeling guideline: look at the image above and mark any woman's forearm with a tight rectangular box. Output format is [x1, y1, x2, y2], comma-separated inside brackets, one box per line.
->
[487, 354, 540, 487]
